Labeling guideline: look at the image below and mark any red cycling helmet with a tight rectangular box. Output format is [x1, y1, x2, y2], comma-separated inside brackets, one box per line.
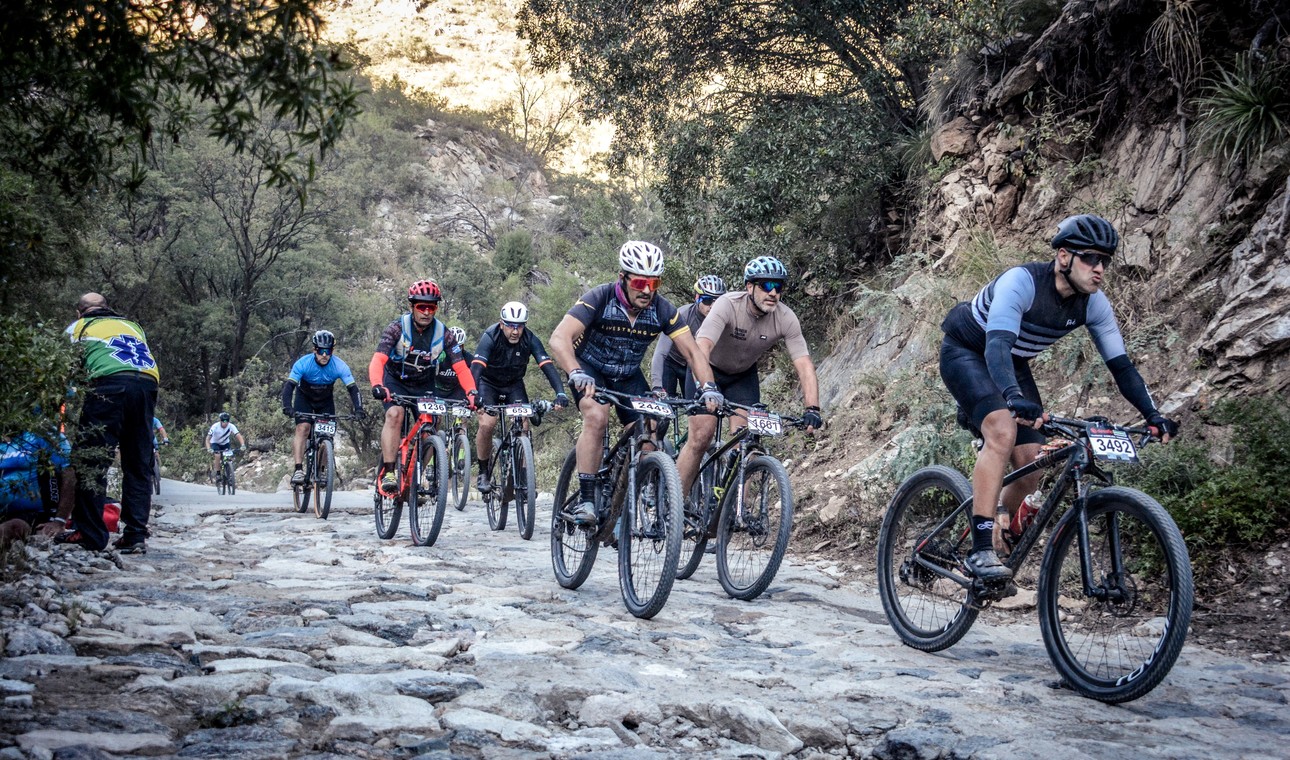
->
[408, 279, 442, 303]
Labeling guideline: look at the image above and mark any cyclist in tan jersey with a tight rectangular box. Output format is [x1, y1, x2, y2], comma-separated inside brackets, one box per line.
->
[675, 256, 822, 495]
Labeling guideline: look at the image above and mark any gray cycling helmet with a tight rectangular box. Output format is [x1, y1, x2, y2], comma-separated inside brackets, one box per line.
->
[1051, 214, 1118, 253]
[693, 274, 727, 297]
[312, 330, 335, 350]
[743, 255, 789, 283]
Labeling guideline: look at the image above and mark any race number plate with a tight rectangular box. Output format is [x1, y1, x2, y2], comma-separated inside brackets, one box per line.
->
[504, 403, 535, 418]
[630, 397, 674, 419]
[314, 420, 336, 435]
[1088, 427, 1138, 462]
[746, 410, 783, 436]
[451, 406, 472, 419]
[417, 399, 447, 415]
[221, 449, 234, 458]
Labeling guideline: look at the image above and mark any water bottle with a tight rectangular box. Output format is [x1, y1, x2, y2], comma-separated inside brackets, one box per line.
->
[1009, 490, 1041, 537]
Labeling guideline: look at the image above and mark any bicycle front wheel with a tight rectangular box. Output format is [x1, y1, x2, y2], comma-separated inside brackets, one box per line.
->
[514, 436, 537, 540]
[313, 438, 335, 520]
[619, 450, 683, 619]
[451, 430, 471, 511]
[409, 433, 450, 547]
[374, 454, 401, 540]
[1038, 486, 1193, 703]
[153, 451, 161, 495]
[715, 455, 793, 601]
[226, 461, 236, 495]
[876, 465, 980, 651]
[293, 483, 309, 513]
[677, 450, 718, 581]
[487, 438, 508, 531]
[551, 448, 597, 589]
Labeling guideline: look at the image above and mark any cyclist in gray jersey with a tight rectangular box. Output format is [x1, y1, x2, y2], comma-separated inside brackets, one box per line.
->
[939, 214, 1179, 582]
[650, 275, 726, 398]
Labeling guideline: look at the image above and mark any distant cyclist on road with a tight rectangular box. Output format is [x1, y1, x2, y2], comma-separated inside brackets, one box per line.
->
[471, 301, 569, 494]
[675, 256, 822, 497]
[650, 275, 727, 398]
[939, 213, 1178, 583]
[549, 241, 722, 527]
[207, 412, 246, 481]
[152, 418, 170, 448]
[281, 330, 365, 486]
[368, 279, 480, 496]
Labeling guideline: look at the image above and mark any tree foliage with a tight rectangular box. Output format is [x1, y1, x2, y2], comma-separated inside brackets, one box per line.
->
[0, 0, 360, 287]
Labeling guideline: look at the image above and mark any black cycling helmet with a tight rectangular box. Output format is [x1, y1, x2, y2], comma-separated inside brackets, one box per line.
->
[219, 412, 231, 421]
[1051, 214, 1118, 254]
[312, 330, 335, 350]
[693, 274, 728, 297]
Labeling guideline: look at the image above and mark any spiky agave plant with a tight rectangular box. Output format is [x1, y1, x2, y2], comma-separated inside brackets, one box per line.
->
[1194, 52, 1290, 165]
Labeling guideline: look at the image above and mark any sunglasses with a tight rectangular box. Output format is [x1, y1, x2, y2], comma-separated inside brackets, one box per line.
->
[625, 275, 661, 291]
[1069, 249, 1114, 269]
[411, 302, 439, 314]
[696, 295, 718, 305]
[315, 349, 332, 356]
[753, 280, 785, 294]
[502, 321, 524, 330]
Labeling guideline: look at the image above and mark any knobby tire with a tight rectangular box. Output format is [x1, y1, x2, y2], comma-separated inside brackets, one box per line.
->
[715, 455, 793, 601]
[313, 438, 335, 520]
[677, 449, 718, 581]
[550, 448, 597, 589]
[409, 432, 450, 547]
[877, 465, 980, 651]
[618, 450, 684, 619]
[373, 453, 401, 540]
[514, 436, 537, 540]
[451, 430, 471, 512]
[487, 437, 508, 532]
[1037, 486, 1193, 703]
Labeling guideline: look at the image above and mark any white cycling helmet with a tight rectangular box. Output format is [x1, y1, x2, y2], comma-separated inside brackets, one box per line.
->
[448, 326, 467, 345]
[500, 301, 528, 323]
[618, 241, 665, 276]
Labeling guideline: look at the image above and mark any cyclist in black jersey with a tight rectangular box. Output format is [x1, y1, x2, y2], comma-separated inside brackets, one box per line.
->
[549, 241, 724, 527]
[939, 214, 1179, 582]
[471, 301, 569, 492]
[435, 326, 475, 402]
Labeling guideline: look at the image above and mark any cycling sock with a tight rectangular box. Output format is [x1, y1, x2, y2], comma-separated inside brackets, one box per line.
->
[478, 457, 490, 474]
[971, 515, 995, 553]
[578, 473, 597, 503]
[293, 464, 302, 471]
[382, 461, 395, 475]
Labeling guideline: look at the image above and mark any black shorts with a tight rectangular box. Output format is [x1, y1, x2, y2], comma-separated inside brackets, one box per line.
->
[660, 358, 687, 397]
[569, 365, 650, 427]
[292, 394, 336, 419]
[478, 377, 529, 413]
[381, 373, 438, 411]
[939, 336, 1046, 446]
[211, 441, 234, 453]
[685, 364, 760, 417]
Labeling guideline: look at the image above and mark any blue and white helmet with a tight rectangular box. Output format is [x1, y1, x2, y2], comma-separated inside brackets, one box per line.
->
[743, 256, 788, 283]
[618, 241, 665, 276]
[500, 301, 528, 323]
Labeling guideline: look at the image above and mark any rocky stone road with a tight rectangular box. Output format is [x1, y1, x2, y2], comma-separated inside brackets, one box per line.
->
[1, 480, 1286, 759]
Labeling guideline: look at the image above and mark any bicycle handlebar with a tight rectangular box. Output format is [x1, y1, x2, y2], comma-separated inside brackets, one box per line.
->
[292, 412, 364, 421]
[657, 395, 806, 428]
[1041, 415, 1158, 446]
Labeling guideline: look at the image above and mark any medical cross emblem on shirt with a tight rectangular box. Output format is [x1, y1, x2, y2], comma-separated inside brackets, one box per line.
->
[108, 335, 156, 369]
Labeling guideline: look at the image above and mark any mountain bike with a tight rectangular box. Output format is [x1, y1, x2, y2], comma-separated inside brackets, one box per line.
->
[214, 448, 237, 495]
[877, 414, 1193, 704]
[446, 403, 473, 513]
[373, 394, 458, 547]
[292, 412, 359, 519]
[550, 388, 683, 619]
[480, 399, 552, 540]
[151, 442, 166, 495]
[676, 399, 803, 601]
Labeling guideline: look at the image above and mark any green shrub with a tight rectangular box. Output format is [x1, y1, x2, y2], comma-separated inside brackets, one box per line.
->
[495, 230, 536, 276]
[0, 316, 81, 444]
[1194, 53, 1290, 166]
[1123, 395, 1290, 561]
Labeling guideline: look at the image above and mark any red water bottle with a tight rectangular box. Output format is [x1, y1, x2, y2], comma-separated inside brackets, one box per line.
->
[1009, 490, 1041, 537]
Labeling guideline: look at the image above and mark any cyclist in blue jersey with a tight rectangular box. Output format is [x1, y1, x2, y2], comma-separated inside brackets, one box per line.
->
[281, 330, 365, 486]
[1, 432, 74, 546]
[939, 214, 1179, 582]
[471, 301, 570, 493]
[152, 418, 170, 448]
[549, 241, 723, 527]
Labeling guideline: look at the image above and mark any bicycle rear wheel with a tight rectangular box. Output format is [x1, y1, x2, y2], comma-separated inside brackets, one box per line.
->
[153, 451, 162, 495]
[313, 438, 335, 519]
[487, 439, 508, 531]
[293, 483, 310, 513]
[409, 433, 450, 547]
[716, 455, 793, 601]
[619, 451, 683, 619]
[374, 454, 401, 539]
[514, 436, 537, 540]
[1038, 486, 1193, 703]
[226, 461, 236, 495]
[876, 465, 979, 651]
[451, 430, 471, 511]
[677, 451, 717, 580]
[551, 448, 597, 589]
[216, 471, 225, 496]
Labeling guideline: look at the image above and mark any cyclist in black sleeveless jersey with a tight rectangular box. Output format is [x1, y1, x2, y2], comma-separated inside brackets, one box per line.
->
[549, 241, 723, 527]
[471, 301, 569, 492]
[940, 214, 1179, 581]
